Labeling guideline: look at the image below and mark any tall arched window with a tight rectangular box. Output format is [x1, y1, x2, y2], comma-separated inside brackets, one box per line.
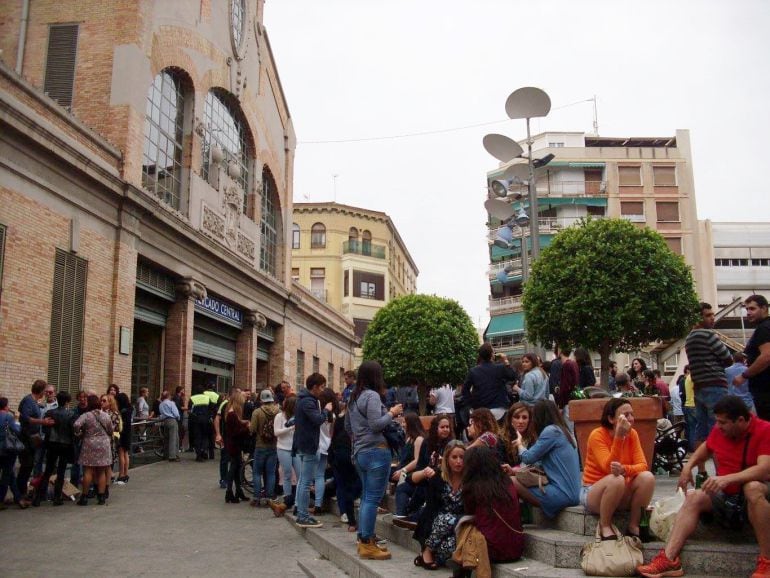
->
[348, 227, 358, 241]
[142, 68, 189, 210]
[362, 230, 372, 256]
[311, 223, 326, 248]
[292, 223, 301, 249]
[260, 167, 280, 276]
[201, 88, 253, 214]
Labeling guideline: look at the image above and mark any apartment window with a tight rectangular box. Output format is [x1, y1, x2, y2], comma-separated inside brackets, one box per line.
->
[618, 166, 642, 186]
[353, 318, 371, 340]
[620, 201, 644, 218]
[362, 230, 372, 256]
[201, 89, 252, 210]
[656, 202, 679, 222]
[310, 268, 325, 301]
[752, 258, 770, 267]
[587, 206, 605, 216]
[292, 223, 300, 249]
[44, 24, 79, 110]
[665, 237, 682, 255]
[260, 168, 280, 277]
[327, 362, 334, 389]
[344, 269, 349, 297]
[653, 165, 677, 186]
[311, 223, 326, 248]
[353, 271, 384, 300]
[548, 142, 565, 147]
[142, 69, 188, 210]
[48, 249, 88, 395]
[349, 227, 359, 241]
[296, 351, 305, 389]
[291, 267, 299, 282]
[312, 356, 320, 374]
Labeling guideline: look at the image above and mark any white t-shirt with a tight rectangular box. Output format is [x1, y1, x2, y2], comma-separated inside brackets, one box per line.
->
[274, 411, 294, 451]
[318, 421, 332, 455]
[669, 384, 683, 416]
[135, 397, 149, 419]
[430, 384, 455, 414]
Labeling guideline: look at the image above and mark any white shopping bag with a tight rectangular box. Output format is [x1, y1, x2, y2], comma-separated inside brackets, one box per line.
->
[649, 488, 685, 542]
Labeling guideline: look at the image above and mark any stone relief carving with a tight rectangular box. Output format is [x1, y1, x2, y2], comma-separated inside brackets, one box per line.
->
[237, 232, 255, 260]
[221, 185, 242, 249]
[202, 204, 225, 240]
[176, 277, 206, 301]
[244, 309, 267, 329]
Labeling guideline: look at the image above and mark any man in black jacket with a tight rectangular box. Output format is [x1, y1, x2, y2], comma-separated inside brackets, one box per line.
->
[463, 343, 518, 421]
[293, 373, 332, 528]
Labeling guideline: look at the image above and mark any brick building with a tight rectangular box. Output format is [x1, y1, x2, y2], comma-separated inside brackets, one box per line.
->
[0, 0, 356, 406]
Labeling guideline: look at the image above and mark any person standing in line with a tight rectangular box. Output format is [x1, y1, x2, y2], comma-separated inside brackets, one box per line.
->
[685, 302, 732, 452]
[726, 353, 755, 414]
[17, 380, 55, 506]
[223, 392, 250, 503]
[249, 389, 280, 506]
[33, 392, 76, 506]
[346, 361, 403, 560]
[293, 373, 334, 528]
[0, 397, 23, 508]
[342, 371, 357, 404]
[115, 392, 133, 482]
[268, 395, 298, 517]
[73, 394, 113, 506]
[69, 390, 88, 489]
[158, 391, 180, 461]
[733, 294, 770, 420]
[464, 343, 518, 421]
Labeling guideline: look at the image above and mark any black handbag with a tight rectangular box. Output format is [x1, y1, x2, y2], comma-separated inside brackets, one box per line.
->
[1, 423, 25, 456]
[715, 434, 751, 530]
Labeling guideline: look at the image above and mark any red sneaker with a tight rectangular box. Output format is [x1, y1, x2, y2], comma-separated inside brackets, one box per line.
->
[752, 555, 770, 578]
[637, 549, 684, 578]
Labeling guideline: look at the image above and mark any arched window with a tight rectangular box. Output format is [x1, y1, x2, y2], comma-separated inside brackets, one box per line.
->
[348, 227, 358, 241]
[311, 223, 326, 248]
[292, 223, 301, 249]
[142, 68, 189, 210]
[362, 230, 372, 256]
[201, 88, 253, 214]
[260, 167, 281, 276]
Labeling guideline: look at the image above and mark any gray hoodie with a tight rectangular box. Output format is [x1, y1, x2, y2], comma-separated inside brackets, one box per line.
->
[345, 389, 392, 457]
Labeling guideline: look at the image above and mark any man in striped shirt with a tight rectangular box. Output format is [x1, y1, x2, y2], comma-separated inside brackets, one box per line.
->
[685, 302, 732, 448]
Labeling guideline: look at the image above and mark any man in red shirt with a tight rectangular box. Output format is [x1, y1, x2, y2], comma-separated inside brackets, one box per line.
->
[638, 396, 770, 578]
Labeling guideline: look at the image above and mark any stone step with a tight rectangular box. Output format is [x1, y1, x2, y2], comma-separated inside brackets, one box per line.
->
[296, 555, 347, 578]
[532, 504, 756, 542]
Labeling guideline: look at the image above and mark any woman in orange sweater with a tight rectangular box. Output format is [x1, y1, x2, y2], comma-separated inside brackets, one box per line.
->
[581, 398, 655, 540]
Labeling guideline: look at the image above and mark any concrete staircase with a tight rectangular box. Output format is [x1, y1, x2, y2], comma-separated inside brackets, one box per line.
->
[290, 478, 759, 577]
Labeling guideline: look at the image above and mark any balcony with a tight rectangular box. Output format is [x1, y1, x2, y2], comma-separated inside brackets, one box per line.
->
[342, 240, 386, 259]
[503, 180, 607, 198]
[487, 216, 604, 241]
[488, 296, 523, 313]
[488, 258, 523, 278]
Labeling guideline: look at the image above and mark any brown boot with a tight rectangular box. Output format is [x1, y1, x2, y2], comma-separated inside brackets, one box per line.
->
[358, 538, 391, 560]
[268, 499, 287, 517]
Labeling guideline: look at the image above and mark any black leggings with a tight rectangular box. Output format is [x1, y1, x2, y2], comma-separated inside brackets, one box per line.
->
[226, 453, 243, 495]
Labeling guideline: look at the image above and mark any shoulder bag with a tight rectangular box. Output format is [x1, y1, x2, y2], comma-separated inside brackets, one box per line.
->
[1, 422, 26, 456]
[580, 524, 643, 576]
[354, 397, 405, 454]
[514, 465, 549, 492]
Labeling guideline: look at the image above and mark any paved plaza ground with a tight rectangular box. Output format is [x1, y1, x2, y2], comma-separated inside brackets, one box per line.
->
[0, 453, 321, 577]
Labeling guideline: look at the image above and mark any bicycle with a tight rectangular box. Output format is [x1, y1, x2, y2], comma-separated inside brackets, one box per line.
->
[241, 454, 254, 496]
[130, 419, 166, 458]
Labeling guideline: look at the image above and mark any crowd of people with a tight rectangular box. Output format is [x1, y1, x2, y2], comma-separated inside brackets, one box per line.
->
[1, 294, 768, 577]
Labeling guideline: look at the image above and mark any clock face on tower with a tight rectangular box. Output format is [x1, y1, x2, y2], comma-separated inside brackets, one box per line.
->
[230, 0, 246, 55]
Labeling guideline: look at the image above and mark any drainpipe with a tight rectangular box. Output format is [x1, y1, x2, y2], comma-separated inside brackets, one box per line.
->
[16, 0, 30, 74]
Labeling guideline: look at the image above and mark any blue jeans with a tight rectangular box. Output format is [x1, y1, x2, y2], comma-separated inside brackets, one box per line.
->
[0, 455, 20, 503]
[314, 452, 328, 508]
[354, 447, 391, 541]
[395, 480, 415, 516]
[683, 407, 697, 451]
[695, 386, 727, 443]
[277, 448, 300, 505]
[296, 452, 319, 520]
[252, 447, 278, 498]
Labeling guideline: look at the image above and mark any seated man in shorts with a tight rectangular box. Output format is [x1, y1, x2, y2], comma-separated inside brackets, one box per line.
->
[637, 396, 770, 578]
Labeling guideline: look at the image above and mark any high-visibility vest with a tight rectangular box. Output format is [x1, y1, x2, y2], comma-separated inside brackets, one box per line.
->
[190, 394, 210, 410]
[204, 390, 220, 405]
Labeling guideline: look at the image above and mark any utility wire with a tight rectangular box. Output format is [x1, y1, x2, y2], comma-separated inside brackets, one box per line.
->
[297, 97, 596, 145]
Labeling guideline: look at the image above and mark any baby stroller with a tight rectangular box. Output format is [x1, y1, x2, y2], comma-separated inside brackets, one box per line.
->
[652, 420, 688, 474]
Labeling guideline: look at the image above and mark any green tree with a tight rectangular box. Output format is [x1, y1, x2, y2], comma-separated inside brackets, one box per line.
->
[362, 294, 479, 413]
[523, 218, 699, 386]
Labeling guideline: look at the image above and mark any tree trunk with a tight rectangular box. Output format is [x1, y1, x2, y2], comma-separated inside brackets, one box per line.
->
[418, 383, 429, 416]
[599, 340, 611, 390]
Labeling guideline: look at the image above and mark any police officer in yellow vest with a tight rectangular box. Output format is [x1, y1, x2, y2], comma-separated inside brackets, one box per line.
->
[190, 387, 218, 462]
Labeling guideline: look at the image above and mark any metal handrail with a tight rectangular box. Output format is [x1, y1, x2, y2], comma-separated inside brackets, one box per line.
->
[488, 296, 523, 312]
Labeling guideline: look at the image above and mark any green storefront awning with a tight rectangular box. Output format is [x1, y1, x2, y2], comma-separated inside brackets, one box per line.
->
[485, 312, 526, 338]
[513, 197, 607, 209]
[490, 235, 553, 260]
[548, 161, 606, 168]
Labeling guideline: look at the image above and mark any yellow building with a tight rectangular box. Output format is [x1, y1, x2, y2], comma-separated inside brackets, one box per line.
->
[292, 203, 418, 342]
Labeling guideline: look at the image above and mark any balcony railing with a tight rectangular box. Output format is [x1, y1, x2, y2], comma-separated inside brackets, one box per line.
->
[503, 180, 607, 198]
[342, 240, 386, 259]
[488, 258, 523, 277]
[488, 296, 523, 313]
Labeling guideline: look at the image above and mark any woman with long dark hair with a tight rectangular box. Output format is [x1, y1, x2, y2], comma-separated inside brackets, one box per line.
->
[582, 397, 655, 540]
[223, 391, 250, 503]
[115, 392, 132, 484]
[508, 400, 581, 518]
[329, 393, 361, 531]
[73, 394, 113, 505]
[512, 353, 549, 405]
[460, 445, 524, 574]
[345, 360, 403, 560]
[628, 357, 648, 390]
[500, 402, 537, 467]
[466, 407, 500, 451]
[575, 348, 597, 390]
[412, 440, 466, 570]
[393, 413, 426, 518]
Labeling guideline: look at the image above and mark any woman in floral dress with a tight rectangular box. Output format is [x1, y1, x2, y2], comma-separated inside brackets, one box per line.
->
[73, 394, 113, 505]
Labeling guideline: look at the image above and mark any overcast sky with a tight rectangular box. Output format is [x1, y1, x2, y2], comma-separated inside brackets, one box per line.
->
[264, 0, 770, 327]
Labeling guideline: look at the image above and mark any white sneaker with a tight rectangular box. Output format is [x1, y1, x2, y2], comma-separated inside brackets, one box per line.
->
[340, 513, 348, 524]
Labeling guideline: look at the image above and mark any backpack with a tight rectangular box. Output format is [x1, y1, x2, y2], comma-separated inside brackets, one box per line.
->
[259, 407, 276, 443]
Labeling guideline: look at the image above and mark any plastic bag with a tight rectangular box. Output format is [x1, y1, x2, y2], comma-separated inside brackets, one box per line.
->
[649, 488, 685, 542]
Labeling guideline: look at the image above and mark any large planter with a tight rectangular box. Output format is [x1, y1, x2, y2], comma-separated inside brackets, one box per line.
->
[569, 397, 663, 470]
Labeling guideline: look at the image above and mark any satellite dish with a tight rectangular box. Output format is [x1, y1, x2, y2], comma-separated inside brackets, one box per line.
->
[505, 87, 551, 120]
[496, 270, 509, 284]
[489, 179, 510, 198]
[483, 134, 524, 162]
[503, 163, 531, 182]
[514, 208, 530, 227]
[484, 199, 515, 220]
[493, 225, 514, 248]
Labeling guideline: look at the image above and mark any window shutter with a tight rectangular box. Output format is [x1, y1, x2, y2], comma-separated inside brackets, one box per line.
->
[48, 249, 87, 395]
[44, 24, 79, 110]
[656, 202, 679, 222]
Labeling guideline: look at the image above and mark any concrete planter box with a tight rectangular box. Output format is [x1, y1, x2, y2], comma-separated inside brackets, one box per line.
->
[569, 397, 663, 469]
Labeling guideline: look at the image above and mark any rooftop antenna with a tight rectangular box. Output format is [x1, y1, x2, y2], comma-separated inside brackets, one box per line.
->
[332, 174, 338, 202]
[592, 95, 599, 136]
